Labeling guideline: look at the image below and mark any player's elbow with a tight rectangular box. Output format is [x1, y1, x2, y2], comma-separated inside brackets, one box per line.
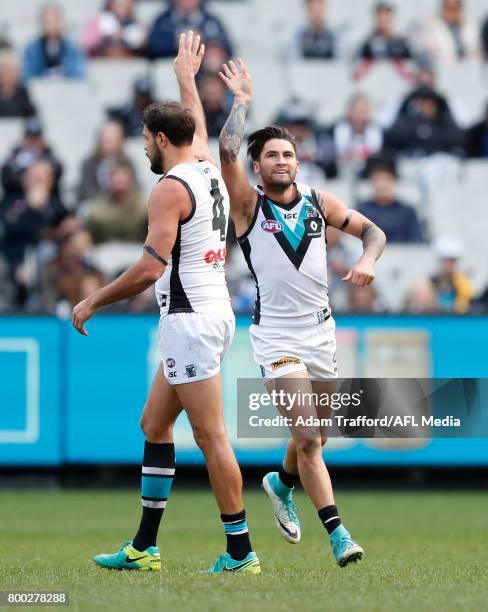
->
[142, 264, 164, 284]
[218, 141, 238, 164]
[377, 226, 387, 247]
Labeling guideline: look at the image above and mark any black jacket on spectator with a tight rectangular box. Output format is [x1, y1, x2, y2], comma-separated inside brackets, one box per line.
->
[396, 87, 456, 124]
[0, 193, 67, 270]
[358, 33, 412, 60]
[384, 115, 465, 157]
[384, 89, 465, 157]
[1, 146, 63, 197]
[357, 199, 424, 243]
[295, 26, 336, 59]
[147, 6, 233, 59]
[465, 120, 488, 158]
[0, 85, 36, 118]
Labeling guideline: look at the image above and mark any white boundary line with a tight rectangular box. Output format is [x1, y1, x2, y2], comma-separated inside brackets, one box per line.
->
[0, 338, 40, 444]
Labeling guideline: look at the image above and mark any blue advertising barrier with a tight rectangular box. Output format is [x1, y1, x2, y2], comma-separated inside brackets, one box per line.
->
[0, 315, 487, 466]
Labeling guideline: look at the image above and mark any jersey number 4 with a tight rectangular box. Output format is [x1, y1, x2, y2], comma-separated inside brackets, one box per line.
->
[210, 179, 226, 242]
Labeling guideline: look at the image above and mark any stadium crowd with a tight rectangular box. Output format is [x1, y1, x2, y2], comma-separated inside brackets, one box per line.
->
[0, 0, 487, 316]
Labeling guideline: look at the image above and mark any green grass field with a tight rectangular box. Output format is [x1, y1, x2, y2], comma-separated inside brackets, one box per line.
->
[1, 489, 487, 611]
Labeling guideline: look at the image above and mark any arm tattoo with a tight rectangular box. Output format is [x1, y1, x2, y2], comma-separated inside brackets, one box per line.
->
[339, 211, 352, 230]
[219, 100, 250, 164]
[361, 222, 386, 261]
[143, 245, 168, 266]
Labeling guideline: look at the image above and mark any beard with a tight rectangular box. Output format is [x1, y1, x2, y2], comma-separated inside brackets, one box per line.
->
[263, 173, 295, 192]
[149, 149, 164, 175]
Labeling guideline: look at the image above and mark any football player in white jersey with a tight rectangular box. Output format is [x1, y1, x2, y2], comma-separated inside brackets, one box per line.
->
[217, 60, 386, 567]
[71, 34, 260, 575]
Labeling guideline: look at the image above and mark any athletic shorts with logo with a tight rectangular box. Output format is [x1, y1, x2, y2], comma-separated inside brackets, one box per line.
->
[159, 312, 235, 385]
[250, 315, 337, 380]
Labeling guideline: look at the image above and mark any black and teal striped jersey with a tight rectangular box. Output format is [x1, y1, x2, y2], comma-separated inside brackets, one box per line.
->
[238, 182, 329, 327]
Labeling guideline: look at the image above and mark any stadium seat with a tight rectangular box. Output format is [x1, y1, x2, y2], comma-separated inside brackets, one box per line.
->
[88, 59, 150, 108]
[0, 119, 24, 165]
[151, 59, 181, 104]
[427, 166, 487, 292]
[355, 63, 410, 114]
[208, 0, 255, 56]
[89, 241, 143, 279]
[373, 245, 436, 311]
[28, 79, 104, 193]
[288, 61, 352, 124]
[436, 62, 488, 127]
[245, 57, 291, 126]
[125, 138, 158, 199]
[247, 0, 304, 58]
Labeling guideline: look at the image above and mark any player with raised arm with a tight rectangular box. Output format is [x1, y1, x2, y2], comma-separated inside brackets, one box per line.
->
[218, 60, 386, 566]
[71, 34, 260, 575]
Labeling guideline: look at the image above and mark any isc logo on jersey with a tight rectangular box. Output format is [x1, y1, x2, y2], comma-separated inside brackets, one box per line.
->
[261, 220, 283, 233]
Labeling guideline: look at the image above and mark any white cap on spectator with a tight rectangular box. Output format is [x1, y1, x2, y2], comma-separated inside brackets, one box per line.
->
[435, 235, 464, 260]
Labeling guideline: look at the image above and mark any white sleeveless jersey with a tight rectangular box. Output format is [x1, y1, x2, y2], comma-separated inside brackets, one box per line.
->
[238, 182, 330, 327]
[155, 160, 233, 317]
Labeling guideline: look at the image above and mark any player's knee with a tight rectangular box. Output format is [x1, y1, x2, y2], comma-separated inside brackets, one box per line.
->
[140, 414, 172, 443]
[295, 437, 322, 458]
[192, 424, 226, 453]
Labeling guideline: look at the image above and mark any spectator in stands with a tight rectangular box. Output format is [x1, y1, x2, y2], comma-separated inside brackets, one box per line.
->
[39, 217, 106, 312]
[147, 0, 233, 60]
[357, 2, 413, 62]
[275, 98, 326, 184]
[22, 2, 86, 81]
[474, 283, 488, 314]
[384, 85, 465, 157]
[78, 120, 136, 202]
[82, 0, 147, 58]
[0, 255, 15, 312]
[326, 226, 363, 311]
[107, 76, 155, 137]
[357, 160, 424, 243]
[379, 60, 468, 129]
[403, 279, 440, 313]
[199, 73, 230, 138]
[1, 117, 62, 198]
[289, 0, 337, 60]
[199, 40, 229, 77]
[0, 51, 36, 117]
[430, 235, 473, 313]
[419, 0, 480, 62]
[330, 93, 383, 175]
[0, 159, 68, 304]
[347, 284, 384, 313]
[465, 102, 488, 158]
[84, 160, 147, 244]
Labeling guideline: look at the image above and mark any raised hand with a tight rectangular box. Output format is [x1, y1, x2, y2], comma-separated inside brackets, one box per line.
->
[218, 59, 253, 103]
[174, 31, 205, 80]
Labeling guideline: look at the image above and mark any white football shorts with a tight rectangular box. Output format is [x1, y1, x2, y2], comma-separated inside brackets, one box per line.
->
[159, 312, 235, 385]
[250, 315, 337, 380]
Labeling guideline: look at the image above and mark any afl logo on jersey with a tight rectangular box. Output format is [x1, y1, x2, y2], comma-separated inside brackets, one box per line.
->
[261, 220, 283, 233]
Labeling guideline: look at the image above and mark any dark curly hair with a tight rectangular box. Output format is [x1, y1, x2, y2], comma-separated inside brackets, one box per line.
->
[247, 125, 297, 161]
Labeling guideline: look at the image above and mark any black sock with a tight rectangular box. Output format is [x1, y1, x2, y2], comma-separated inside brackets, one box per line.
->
[221, 509, 252, 561]
[133, 442, 175, 551]
[318, 504, 342, 535]
[278, 463, 299, 489]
